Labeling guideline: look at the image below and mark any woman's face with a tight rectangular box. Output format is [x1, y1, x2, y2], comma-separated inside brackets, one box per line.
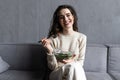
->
[58, 8, 74, 31]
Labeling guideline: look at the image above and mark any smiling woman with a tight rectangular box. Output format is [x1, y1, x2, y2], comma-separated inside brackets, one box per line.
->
[40, 5, 87, 80]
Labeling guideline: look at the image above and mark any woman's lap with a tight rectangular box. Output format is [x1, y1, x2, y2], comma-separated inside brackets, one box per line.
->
[49, 62, 86, 80]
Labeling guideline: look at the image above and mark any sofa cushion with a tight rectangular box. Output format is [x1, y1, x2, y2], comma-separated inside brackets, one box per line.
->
[0, 70, 44, 80]
[0, 56, 10, 73]
[108, 45, 120, 73]
[84, 44, 107, 72]
[108, 44, 120, 80]
[108, 72, 120, 80]
[86, 72, 113, 80]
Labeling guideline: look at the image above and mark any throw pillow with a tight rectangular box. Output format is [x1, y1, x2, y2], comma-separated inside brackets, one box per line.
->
[0, 56, 10, 73]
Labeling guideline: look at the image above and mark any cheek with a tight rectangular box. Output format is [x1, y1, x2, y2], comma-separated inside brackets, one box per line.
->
[59, 19, 64, 25]
[71, 16, 74, 20]
[71, 16, 74, 23]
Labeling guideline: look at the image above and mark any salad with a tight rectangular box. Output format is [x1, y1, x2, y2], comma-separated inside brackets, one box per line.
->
[54, 50, 73, 61]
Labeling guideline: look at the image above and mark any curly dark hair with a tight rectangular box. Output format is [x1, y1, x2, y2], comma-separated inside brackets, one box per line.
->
[48, 5, 78, 38]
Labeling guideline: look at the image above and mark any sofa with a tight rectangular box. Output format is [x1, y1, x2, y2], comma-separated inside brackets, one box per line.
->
[0, 43, 119, 80]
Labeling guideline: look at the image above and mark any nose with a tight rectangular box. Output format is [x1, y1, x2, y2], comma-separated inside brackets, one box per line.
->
[64, 16, 68, 21]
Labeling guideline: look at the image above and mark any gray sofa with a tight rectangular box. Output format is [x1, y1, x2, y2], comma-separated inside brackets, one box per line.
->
[0, 43, 119, 80]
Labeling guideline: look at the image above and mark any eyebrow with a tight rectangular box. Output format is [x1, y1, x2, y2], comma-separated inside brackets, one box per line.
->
[59, 13, 71, 16]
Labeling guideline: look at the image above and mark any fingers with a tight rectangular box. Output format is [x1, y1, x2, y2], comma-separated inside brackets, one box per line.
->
[60, 59, 67, 64]
[62, 59, 72, 64]
[40, 38, 51, 47]
[72, 54, 76, 57]
[42, 39, 47, 46]
[41, 38, 47, 46]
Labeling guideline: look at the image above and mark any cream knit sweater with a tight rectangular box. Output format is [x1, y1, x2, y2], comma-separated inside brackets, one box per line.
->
[47, 31, 87, 70]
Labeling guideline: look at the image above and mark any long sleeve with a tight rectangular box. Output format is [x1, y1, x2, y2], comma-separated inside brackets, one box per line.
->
[47, 53, 58, 70]
[46, 37, 59, 70]
[77, 35, 87, 66]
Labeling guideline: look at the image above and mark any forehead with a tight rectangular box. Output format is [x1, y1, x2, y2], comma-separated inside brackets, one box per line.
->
[59, 8, 72, 15]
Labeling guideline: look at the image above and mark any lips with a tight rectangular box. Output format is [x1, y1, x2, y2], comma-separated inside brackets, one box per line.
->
[64, 22, 69, 25]
[64, 21, 71, 25]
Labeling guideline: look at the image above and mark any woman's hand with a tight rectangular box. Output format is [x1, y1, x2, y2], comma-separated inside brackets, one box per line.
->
[41, 38, 53, 54]
[61, 54, 76, 64]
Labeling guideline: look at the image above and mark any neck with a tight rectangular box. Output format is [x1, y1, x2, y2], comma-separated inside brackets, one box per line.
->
[62, 28, 74, 35]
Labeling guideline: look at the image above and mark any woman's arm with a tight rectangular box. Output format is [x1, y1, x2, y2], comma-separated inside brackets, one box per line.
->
[77, 35, 87, 66]
[47, 53, 58, 70]
[41, 38, 58, 70]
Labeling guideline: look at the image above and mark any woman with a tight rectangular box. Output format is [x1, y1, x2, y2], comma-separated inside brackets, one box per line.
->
[41, 5, 87, 80]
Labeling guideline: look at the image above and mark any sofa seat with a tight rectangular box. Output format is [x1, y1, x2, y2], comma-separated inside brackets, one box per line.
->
[0, 70, 44, 80]
[109, 72, 120, 80]
[86, 72, 113, 80]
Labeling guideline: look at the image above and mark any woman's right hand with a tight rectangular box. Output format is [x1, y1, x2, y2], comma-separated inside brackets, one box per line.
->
[41, 38, 53, 54]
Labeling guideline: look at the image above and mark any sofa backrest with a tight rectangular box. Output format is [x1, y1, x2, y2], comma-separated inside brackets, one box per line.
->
[0, 44, 47, 71]
[83, 44, 107, 72]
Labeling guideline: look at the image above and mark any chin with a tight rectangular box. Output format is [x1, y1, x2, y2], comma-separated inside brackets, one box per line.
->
[66, 25, 73, 28]
[64, 27, 72, 30]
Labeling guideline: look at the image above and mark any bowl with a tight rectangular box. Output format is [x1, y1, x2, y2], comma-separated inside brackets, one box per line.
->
[55, 51, 73, 61]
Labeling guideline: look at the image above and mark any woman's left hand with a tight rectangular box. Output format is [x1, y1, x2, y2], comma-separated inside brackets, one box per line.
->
[61, 54, 76, 64]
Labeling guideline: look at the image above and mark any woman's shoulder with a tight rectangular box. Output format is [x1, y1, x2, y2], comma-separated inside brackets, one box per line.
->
[74, 32, 87, 43]
[74, 31, 87, 39]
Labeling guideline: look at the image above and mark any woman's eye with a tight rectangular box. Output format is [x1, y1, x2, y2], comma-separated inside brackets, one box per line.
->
[67, 14, 70, 17]
[59, 16, 64, 19]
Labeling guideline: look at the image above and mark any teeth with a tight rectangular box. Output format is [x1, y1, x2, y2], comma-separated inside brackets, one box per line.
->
[65, 22, 70, 25]
[65, 23, 69, 24]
